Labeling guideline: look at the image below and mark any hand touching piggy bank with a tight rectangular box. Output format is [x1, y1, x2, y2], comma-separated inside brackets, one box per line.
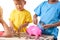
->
[26, 24, 42, 40]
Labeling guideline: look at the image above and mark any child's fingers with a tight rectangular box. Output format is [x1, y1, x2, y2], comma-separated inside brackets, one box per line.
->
[43, 25, 48, 29]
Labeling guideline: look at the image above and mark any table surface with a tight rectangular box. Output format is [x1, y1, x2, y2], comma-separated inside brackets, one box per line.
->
[0, 32, 54, 40]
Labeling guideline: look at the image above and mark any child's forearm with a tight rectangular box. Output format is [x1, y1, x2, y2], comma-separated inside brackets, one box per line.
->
[18, 22, 29, 31]
[51, 22, 60, 27]
[1, 20, 11, 31]
[2, 20, 8, 27]
[20, 22, 29, 28]
[9, 21, 16, 31]
[33, 14, 38, 25]
[9, 21, 14, 28]
[43, 22, 60, 29]
[9, 21, 16, 34]
[33, 14, 38, 19]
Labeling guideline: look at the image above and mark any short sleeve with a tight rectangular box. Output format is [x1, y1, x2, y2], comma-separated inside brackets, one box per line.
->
[34, 1, 46, 16]
[9, 10, 15, 22]
[25, 12, 32, 23]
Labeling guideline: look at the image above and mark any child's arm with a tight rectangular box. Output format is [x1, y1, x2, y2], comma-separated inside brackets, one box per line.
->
[43, 22, 60, 29]
[0, 18, 13, 37]
[33, 14, 38, 25]
[9, 21, 16, 34]
[0, 18, 9, 30]
[9, 21, 14, 29]
[18, 22, 29, 32]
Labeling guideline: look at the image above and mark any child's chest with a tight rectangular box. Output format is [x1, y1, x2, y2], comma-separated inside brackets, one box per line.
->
[14, 12, 26, 20]
[41, 4, 60, 18]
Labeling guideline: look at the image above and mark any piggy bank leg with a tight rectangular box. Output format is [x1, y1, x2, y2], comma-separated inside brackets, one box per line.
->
[25, 35, 29, 40]
[25, 32, 29, 39]
[26, 33, 31, 39]
[26, 35, 32, 40]
[28, 34, 32, 39]
[35, 35, 39, 40]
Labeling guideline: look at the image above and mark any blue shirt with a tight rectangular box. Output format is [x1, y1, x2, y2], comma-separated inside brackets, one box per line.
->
[34, 1, 60, 38]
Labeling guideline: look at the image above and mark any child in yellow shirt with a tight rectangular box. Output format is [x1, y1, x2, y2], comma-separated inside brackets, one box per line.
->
[0, 6, 12, 37]
[9, 0, 32, 35]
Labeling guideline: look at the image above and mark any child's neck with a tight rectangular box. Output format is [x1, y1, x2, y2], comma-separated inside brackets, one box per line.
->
[17, 8, 24, 11]
[48, 0, 58, 4]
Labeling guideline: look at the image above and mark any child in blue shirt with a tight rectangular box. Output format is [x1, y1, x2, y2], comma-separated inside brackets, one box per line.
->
[33, 0, 60, 40]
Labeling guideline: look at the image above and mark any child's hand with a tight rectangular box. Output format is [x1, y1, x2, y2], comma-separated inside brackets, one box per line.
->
[17, 26, 23, 37]
[18, 22, 29, 32]
[18, 25, 22, 32]
[9, 27, 16, 35]
[43, 24, 53, 29]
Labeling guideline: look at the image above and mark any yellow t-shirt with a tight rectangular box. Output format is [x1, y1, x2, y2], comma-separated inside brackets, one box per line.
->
[9, 9, 32, 32]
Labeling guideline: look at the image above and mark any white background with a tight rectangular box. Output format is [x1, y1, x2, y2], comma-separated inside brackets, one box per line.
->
[0, 0, 60, 40]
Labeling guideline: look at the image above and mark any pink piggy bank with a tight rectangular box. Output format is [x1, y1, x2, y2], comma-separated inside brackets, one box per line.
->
[26, 24, 42, 40]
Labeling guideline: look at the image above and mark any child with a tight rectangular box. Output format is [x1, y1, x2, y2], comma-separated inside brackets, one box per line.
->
[33, 0, 60, 40]
[9, 0, 32, 36]
[0, 6, 12, 37]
